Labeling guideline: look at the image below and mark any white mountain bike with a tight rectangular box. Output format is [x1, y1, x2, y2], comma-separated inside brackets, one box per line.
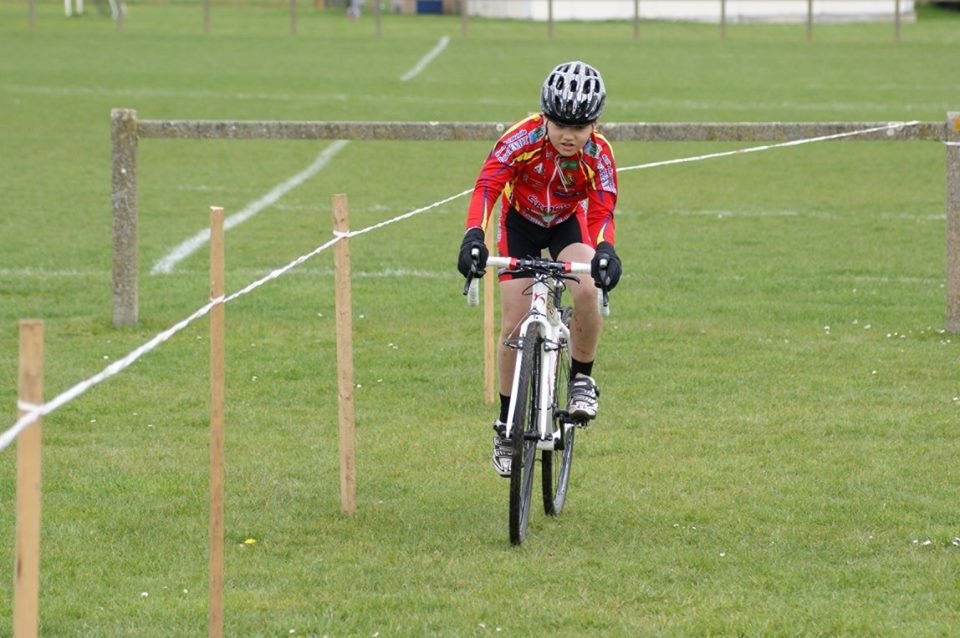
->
[466, 254, 609, 545]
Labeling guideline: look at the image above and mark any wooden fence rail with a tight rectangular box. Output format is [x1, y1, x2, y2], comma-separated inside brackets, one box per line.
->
[111, 110, 959, 329]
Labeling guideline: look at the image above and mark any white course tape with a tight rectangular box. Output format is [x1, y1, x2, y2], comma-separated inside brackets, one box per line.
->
[946, 141, 960, 147]
[17, 401, 43, 413]
[618, 121, 920, 173]
[223, 236, 342, 304]
[0, 191, 480, 452]
[0, 120, 925, 453]
[1, 297, 221, 452]
[344, 189, 472, 238]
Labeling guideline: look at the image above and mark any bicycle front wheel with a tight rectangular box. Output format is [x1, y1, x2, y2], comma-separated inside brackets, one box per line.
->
[542, 328, 574, 516]
[509, 336, 540, 545]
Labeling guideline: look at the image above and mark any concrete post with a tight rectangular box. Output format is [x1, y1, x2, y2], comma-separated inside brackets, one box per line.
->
[947, 112, 960, 332]
[111, 109, 138, 327]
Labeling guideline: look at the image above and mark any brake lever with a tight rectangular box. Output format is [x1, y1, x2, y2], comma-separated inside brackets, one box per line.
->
[598, 258, 610, 316]
[464, 247, 481, 305]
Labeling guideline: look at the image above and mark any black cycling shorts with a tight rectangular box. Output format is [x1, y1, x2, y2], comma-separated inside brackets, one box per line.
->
[496, 208, 589, 280]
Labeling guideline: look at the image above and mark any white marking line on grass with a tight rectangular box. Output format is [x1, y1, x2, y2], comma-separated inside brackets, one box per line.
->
[3, 83, 522, 108]
[151, 141, 349, 274]
[0, 120, 924, 453]
[618, 121, 921, 173]
[0, 267, 454, 279]
[9, 84, 956, 113]
[0, 268, 110, 277]
[2, 83, 347, 103]
[399, 36, 450, 82]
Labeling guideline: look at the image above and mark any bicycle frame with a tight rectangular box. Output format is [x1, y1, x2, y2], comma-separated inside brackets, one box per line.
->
[486, 256, 590, 446]
[465, 253, 609, 543]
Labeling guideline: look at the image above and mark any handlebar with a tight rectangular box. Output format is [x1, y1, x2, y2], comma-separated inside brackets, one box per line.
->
[485, 255, 590, 274]
[464, 253, 610, 315]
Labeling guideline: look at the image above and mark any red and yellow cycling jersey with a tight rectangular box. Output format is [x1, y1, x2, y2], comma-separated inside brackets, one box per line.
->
[465, 113, 618, 247]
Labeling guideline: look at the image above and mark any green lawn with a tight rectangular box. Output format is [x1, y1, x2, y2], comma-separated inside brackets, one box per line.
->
[1, 2, 960, 635]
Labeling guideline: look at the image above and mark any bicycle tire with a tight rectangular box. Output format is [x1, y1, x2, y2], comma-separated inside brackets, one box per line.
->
[509, 335, 540, 545]
[542, 314, 575, 516]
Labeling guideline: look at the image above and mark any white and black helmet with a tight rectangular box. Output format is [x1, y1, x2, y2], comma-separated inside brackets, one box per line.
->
[540, 60, 606, 126]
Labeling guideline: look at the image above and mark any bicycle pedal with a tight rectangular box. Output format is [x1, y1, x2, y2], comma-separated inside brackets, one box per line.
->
[557, 409, 589, 428]
[554, 410, 581, 427]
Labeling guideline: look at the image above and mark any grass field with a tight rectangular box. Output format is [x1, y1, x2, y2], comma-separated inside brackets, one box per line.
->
[2, 1, 960, 635]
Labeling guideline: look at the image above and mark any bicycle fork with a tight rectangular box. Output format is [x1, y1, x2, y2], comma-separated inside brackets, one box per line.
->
[504, 321, 568, 452]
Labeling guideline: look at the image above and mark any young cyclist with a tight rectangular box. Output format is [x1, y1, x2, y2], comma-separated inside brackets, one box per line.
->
[456, 60, 622, 477]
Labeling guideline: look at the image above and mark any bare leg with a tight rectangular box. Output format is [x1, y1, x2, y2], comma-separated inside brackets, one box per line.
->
[498, 278, 532, 397]
[557, 243, 601, 363]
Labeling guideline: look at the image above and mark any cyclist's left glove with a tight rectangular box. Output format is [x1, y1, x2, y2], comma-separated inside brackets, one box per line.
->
[457, 227, 488, 279]
[591, 241, 622, 291]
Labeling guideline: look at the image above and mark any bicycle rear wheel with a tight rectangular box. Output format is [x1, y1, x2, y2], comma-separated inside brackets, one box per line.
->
[509, 336, 540, 545]
[542, 325, 575, 516]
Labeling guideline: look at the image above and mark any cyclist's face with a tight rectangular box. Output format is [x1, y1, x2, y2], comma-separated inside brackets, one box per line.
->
[545, 119, 595, 157]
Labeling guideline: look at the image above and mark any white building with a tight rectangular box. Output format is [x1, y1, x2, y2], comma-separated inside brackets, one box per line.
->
[467, 0, 915, 23]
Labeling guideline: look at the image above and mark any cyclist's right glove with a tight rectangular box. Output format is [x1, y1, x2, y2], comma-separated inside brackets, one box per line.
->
[591, 241, 622, 291]
[457, 227, 489, 278]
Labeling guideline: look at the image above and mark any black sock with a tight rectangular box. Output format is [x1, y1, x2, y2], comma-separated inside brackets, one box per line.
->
[499, 393, 510, 423]
[570, 358, 594, 379]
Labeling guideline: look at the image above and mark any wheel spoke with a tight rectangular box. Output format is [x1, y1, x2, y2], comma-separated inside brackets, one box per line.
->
[543, 311, 575, 516]
[509, 336, 541, 544]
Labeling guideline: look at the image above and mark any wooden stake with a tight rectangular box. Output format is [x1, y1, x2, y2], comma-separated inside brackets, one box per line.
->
[333, 194, 357, 516]
[720, 0, 726, 39]
[547, 0, 554, 39]
[208, 206, 225, 638]
[894, 0, 901, 43]
[483, 229, 496, 404]
[13, 320, 43, 638]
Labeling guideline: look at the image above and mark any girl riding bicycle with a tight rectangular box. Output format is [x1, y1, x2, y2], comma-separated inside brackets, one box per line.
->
[456, 60, 622, 477]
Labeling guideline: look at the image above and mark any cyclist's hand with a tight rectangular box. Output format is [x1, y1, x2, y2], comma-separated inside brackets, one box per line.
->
[591, 241, 622, 291]
[457, 227, 488, 278]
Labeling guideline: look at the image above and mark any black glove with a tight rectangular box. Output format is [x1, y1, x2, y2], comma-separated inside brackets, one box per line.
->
[457, 227, 488, 279]
[591, 241, 622, 291]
